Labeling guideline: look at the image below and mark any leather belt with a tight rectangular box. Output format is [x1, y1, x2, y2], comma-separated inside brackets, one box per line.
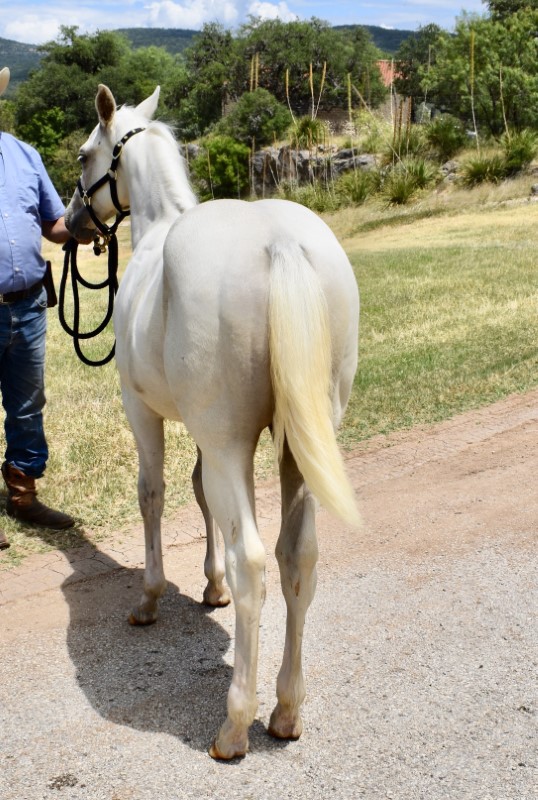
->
[0, 280, 43, 304]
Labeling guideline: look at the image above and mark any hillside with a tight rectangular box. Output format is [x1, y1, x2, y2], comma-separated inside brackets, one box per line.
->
[335, 25, 415, 54]
[0, 37, 41, 92]
[0, 24, 414, 91]
[116, 27, 197, 54]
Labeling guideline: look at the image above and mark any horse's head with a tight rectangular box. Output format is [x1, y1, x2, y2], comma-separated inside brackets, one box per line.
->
[65, 84, 160, 243]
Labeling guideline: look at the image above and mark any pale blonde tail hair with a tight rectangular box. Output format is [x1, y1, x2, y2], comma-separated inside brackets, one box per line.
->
[268, 240, 360, 528]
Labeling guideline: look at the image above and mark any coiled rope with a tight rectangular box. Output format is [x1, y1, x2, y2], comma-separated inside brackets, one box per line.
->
[59, 235, 119, 367]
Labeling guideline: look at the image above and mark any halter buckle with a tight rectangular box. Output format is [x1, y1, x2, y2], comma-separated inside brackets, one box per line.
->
[82, 190, 91, 207]
[93, 232, 110, 256]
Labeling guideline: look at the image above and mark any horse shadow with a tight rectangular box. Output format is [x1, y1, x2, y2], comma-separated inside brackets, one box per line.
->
[8, 515, 289, 757]
[63, 543, 235, 753]
[0, 475, 293, 759]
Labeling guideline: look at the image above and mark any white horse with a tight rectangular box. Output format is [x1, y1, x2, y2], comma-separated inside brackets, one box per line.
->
[65, 84, 360, 760]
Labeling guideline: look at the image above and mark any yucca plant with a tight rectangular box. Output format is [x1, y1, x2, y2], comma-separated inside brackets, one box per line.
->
[403, 157, 438, 190]
[381, 165, 420, 205]
[335, 170, 371, 206]
[425, 115, 468, 161]
[460, 153, 507, 187]
[289, 116, 328, 150]
[276, 179, 340, 213]
[501, 129, 538, 176]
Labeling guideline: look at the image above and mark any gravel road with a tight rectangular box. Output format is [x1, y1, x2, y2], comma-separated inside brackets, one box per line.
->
[0, 390, 537, 800]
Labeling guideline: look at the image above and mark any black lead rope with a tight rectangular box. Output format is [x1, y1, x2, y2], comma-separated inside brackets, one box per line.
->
[59, 236, 119, 367]
[59, 127, 145, 367]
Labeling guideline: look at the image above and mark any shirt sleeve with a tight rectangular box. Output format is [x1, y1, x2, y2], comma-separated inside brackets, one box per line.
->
[35, 150, 66, 222]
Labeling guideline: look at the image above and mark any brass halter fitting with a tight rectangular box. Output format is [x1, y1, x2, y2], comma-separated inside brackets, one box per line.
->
[93, 232, 111, 256]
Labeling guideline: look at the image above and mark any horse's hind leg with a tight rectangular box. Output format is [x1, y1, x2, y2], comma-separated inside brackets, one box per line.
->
[192, 447, 231, 607]
[269, 438, 318, 740]
[123, 394, 167, 625]
[199, 445, 266, 760]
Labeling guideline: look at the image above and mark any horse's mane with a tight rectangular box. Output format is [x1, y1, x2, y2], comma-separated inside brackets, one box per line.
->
[118, 104, 198, 213]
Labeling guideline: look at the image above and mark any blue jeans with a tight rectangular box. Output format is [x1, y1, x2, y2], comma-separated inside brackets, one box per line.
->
[0, 285, 48, 478]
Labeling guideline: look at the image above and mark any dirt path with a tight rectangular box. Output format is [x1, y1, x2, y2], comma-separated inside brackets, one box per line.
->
[0, 390, 537, 799]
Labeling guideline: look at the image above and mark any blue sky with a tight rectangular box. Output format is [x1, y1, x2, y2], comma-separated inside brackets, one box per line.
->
[1, 0, 486, 45]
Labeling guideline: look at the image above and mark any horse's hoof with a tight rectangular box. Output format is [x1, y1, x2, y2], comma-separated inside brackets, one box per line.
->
[268, 707, 303, 740]
[208, 738, 247, 760]
[203, 583, 231, 608]
[128, 608, 158, 626]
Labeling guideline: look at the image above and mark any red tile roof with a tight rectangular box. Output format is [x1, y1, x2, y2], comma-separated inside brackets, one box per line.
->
[377, 59, 400, 87]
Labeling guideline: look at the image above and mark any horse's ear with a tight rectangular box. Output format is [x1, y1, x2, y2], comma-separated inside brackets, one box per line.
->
[95, 84, 116, 128]
[136, 86, 160, 120]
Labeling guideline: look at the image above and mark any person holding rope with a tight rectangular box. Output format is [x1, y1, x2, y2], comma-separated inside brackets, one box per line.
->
[0, 66, 75, 550]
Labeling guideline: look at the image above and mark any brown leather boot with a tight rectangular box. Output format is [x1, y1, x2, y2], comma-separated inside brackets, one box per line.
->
[2, 462, 75, 530]
[0, 529, 9, 549]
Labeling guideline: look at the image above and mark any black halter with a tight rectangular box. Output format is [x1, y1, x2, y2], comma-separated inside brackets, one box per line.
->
[60, 126, 145, 367]
[76, 126, 146, 249]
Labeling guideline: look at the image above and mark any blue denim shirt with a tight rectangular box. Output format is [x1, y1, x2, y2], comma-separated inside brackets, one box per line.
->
[0, 132, 65, 294]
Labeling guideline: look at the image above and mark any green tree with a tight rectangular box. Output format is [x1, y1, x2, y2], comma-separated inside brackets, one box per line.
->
[236, 18, 376, 116]
[14, 26, 177, 142]
[423, 11, 538, 134]
[344, 25, 387, 109]
[169, 23, 240, 139]
[191, 134, 250, 200]
[0, 99, 16, 133]
[16, 107, 65, 160]
[483, 0, 538, 19]
[47, 130, 87, 200]
[98, 45, 177, 106]
[216, 88, 291, 145]
[14, 27, 131, 137]
[394, 24, 443, 109]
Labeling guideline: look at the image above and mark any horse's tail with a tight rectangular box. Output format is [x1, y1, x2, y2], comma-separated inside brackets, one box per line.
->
[268, 240, 360, 528]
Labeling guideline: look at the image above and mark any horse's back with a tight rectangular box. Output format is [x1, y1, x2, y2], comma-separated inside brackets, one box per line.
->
[161, 199, 358, 446]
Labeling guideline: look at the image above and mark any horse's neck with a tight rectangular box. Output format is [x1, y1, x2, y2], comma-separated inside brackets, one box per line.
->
[125, 137, 197, 248]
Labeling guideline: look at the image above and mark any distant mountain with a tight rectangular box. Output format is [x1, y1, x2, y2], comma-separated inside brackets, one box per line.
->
[0, 37, 41, 93]
[0, 24, 414, 91]
[115, 27, 197, 54]
[336, 25, 415, 54]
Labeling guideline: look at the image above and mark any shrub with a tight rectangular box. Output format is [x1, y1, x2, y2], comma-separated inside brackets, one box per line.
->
[334, 170, 371, 206]
[353, 110, 391, 154]
[276, 180, 340, 213]
[460, 153, 507, 186]
[501, 129, 538, 175]
[48, 130, 87, 201]
[391, 124, 427, 161]
[191, 135, 251, 200]
[289, 116, 329, 150]
[403, 157, 438, 190]
[367, 165, 387, 193]
[425, 115, 468, 161]
[381, 166, 420, 205]
[217, 88, 291, 147]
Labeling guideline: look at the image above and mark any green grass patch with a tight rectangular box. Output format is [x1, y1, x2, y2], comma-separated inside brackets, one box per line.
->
[340, 213, 538, 445]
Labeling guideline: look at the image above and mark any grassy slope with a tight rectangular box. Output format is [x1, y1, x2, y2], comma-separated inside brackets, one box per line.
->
[2, 183, 538, 561]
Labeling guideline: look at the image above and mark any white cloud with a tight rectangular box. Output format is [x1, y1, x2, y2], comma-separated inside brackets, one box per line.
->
[145, 0, 240, 28]
[4, 15, 63, 44]
[145, 0, 298, 28]
[247, 2, 298, 22]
